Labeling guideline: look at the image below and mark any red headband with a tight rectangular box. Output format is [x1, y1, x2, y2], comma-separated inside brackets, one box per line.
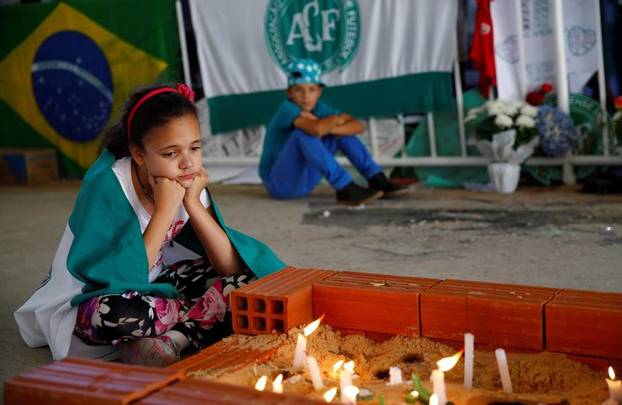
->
[126, 84, 195, 142]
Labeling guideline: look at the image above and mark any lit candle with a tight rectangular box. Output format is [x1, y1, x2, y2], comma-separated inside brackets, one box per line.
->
[495, 348, 513, 394]
[255, 375, 267, 391]
[431, 350, 463, 405]
[293, 333, 307, 369]
[430, 369, 447, 405]
[606, 367, 622, 402]
[387, 366, 403, 385]
[293, 316, 323, 369]
[340, 362, 355, 403]
[306, 356, 324, 391]
[342, 385, 359, 405]
[323, 387, 337, 402]
[464, 333, 474, 389]
[272, 373, 283, 393]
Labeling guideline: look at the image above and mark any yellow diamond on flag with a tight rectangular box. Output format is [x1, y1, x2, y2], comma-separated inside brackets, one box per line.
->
[0, 2, 167, 170]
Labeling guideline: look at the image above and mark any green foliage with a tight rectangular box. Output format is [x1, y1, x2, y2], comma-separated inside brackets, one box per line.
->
[411, 373, 431, 402]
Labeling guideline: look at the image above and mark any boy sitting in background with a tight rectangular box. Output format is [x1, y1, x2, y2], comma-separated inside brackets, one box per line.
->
[259, 59, 407, 205]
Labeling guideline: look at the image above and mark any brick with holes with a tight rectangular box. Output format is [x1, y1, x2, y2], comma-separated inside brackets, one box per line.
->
[230, 267, 335, 335]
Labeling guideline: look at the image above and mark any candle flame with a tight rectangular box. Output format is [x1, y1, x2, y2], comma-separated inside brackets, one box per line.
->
[303, 315, 324, 336]
[332, 360, 344, 373]
[429, 393, 439, 405]
[343, 360, 355, 372]
[272, 374, 283, 393]
[255, 375, 267, 391]
[410, 390, 419, 398]
[322, 387, 337, 402]
[436, 349, 464, 372]
[609, 366, 616, 380]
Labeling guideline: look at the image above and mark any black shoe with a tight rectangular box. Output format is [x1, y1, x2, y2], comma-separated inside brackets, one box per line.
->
[368, 172, 409, 197]
[336, 182, 384, 206]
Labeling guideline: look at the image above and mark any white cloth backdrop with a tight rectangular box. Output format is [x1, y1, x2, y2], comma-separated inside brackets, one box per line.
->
[189, 0, 457, 98]
[492, 0, 599, 100]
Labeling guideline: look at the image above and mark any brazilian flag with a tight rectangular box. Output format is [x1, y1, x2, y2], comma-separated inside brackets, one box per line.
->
[0, 0, 180, 177]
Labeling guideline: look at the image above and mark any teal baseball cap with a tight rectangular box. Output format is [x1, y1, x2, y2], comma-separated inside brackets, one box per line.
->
[287, 59, 325, 87]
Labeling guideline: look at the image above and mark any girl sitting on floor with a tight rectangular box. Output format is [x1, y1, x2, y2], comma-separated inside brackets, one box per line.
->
[15, 84, 285, 366]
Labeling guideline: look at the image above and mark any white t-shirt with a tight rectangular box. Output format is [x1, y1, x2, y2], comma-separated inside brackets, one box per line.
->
[112, 157, 210, 281]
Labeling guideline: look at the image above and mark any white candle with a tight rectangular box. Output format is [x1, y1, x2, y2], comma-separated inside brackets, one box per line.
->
[430, 369, 447, 405]
[429, 393, 439, 405]
[340, 369, 353, 400]
[306, 356, 324, 391]
[606, 367, 622, 401]
[340, 362, 354, 403]
[272, 373, 283, 393]
[495, 348, 513, 394]
[464, 333, 474, 389]
[387, 366, 403, 385]
[342, 385, 359, 405]
[293, 333, 307, 369]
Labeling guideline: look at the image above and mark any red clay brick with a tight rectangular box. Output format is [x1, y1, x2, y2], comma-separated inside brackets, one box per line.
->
[313, 271, 440, 337]
[365, 331, 394, 342]
[420, 279, 559, 351]
[231, 267, 335, 335]
[332, 327, 366, 337]
[563, 353, 622, 373]
[168, 339, 278, 374]
[4, 357, 183, 405]
[137, 378, 324, 404]
[545, 289, 622, 360]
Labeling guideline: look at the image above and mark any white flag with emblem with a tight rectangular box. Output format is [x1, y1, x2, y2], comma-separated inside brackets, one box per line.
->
[189, 0, 457, 134]
[492, 0, 599, 100]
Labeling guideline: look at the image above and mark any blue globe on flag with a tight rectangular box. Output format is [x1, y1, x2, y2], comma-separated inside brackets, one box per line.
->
[31, 30, 113, 143]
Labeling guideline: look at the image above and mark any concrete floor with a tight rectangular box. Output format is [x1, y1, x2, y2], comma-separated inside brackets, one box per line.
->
[2, 181, 621, 393]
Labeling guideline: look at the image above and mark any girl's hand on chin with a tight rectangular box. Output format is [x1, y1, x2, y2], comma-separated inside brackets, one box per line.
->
[149, 175, 185, 214]
[183, 167, 209, 204]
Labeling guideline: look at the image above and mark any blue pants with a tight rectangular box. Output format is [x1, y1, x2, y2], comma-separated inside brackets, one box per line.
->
[264, 129, 382, 199]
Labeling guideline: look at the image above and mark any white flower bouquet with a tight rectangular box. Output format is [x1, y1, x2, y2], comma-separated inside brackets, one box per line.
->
[466, 99, 539, 148]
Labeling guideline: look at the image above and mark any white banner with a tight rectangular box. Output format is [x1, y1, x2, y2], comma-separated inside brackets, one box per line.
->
[189, 0, 457, 98]
[492, 0, 599, 100]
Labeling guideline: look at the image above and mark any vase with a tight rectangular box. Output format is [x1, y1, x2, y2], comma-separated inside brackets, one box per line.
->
[488, 163, 520, 193]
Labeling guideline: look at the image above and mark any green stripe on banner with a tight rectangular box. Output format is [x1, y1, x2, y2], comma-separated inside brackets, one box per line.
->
[208, 72, 454, 134]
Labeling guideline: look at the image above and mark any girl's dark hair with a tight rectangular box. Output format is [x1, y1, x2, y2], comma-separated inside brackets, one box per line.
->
[101, 84, 198, 159]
